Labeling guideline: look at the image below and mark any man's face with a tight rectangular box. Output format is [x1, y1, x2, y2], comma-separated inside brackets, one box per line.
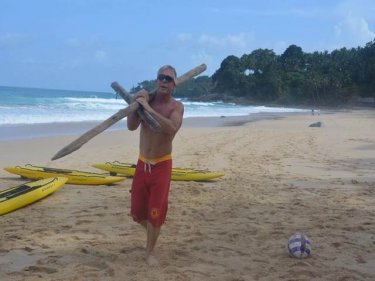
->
[156, 69, 175, 95]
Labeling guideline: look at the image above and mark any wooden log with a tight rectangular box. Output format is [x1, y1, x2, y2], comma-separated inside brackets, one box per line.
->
[111, 82, 132, 104]
[174, 64, 207, 85]
[51, 104, 137, 160]
[111, 82, 161, 132]
[51, 64, 207, 160]
[110, 62, 208, 130]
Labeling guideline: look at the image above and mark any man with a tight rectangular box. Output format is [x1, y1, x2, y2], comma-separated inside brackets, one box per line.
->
[127, 65, 184, 266]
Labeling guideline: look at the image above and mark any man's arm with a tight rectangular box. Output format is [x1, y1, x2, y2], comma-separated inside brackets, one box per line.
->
[126, 109, 141, 131]
[127, 90, 149, 130]
[136, 97, 184, 135]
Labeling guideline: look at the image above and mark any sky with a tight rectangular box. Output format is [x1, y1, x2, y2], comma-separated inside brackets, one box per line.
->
[1, 0, 374, 92]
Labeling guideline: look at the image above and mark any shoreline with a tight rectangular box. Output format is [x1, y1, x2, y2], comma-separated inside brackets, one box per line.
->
[0, 111, 308, 142]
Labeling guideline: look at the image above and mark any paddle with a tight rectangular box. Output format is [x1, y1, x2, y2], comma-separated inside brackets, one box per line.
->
[51, 64, 207, 160]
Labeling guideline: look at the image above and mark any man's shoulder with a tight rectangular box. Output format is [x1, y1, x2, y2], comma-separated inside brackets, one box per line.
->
[172, 98, 184, 110]
[168, 96, 182, 105]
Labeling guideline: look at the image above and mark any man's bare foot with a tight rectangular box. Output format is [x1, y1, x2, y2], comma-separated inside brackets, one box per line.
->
[145, 254, 159, 266]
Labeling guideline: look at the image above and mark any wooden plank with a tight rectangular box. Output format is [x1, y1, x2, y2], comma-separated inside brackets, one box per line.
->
[51, 64, 207, 160]
[111, 82, 161, 132]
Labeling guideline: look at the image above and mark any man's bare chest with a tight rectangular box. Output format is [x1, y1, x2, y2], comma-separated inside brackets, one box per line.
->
[151, 102, 174, 118]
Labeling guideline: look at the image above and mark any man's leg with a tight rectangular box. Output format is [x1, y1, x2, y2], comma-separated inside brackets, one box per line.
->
[145, 221, 160, 266]
[137, 220, 160, 266]
[142, 159, 171, 266]
[139, 220, 147, 229]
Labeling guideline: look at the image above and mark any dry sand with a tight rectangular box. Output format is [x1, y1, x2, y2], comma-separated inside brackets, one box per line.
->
[0, 109, 374, 281]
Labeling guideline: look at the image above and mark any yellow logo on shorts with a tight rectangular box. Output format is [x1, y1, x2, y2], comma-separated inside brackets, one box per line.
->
[150, 208, 159, 219]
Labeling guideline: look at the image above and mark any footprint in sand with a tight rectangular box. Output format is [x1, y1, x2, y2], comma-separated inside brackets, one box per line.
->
[355, 255, 366, 264]
[25, 265, 57, 274]
[23, 247, 34, 253]
[120, 246, 144, 254]
[76, 219, 92, 225]
[7, 234, 22, 240]
[74, 261, 115, 277]
[60, 225, 72, 230]
[81, 248, 89, 254]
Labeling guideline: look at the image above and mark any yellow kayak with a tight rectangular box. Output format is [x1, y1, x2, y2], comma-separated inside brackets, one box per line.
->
[0, 177, 67, 215]
[92, 161, 224, 181]
[3, 164, 125, 185]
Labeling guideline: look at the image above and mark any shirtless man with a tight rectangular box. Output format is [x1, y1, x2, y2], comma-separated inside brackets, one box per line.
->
[127, 65, 184, 266]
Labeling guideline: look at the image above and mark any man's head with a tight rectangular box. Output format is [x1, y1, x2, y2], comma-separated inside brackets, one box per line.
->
[156, 65, 177, 95]
[157, 65, 177, 85]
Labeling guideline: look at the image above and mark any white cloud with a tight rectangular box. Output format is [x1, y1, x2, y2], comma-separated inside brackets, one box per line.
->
[66, 36, 100, 48]
[272, 41, 289, 54]
[66, 38, 81, 47]
[198, 32, 255, 51]
[334, 12, 375, 46]
[174, 32, 256, 75]
[177, 33, 193, 42]
[209, 6, 323, 18]
[190, 50, 217, 75]
[336, 0, 375, 19]
[59, 59, 83, 70]
[94, 50, 108, 62]
[0, 33, 31, 49]
[21, 58, 38, 65]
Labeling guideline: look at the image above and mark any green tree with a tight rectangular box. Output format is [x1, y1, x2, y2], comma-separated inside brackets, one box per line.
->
[128, 40, 375, 106]
[130, 80, 155, 92]
[360, 40, 375, 98]
[212, 55, 241, 94]
[280, 45, 305, 72]
[174, 76, 214, 99]
[240, 49, 281, 101]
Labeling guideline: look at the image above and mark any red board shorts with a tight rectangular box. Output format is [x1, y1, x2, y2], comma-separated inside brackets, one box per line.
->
[130, 154, 172, 227]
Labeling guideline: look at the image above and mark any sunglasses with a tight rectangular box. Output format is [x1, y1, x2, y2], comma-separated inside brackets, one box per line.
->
[157, 74, 175, 83]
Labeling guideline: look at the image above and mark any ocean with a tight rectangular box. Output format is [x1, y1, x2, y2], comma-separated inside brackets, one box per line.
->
[0, 86, 307, 126]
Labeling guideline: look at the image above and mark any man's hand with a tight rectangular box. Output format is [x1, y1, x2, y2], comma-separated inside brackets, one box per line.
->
[135, 96, 153, 112]
[132, 89, 149, 102]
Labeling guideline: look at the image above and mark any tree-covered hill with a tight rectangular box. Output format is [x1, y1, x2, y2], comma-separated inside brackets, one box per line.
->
[131, 40, 375, 107]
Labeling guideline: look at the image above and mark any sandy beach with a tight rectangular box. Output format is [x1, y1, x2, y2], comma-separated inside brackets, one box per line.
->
[0, 109, 374, 281]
